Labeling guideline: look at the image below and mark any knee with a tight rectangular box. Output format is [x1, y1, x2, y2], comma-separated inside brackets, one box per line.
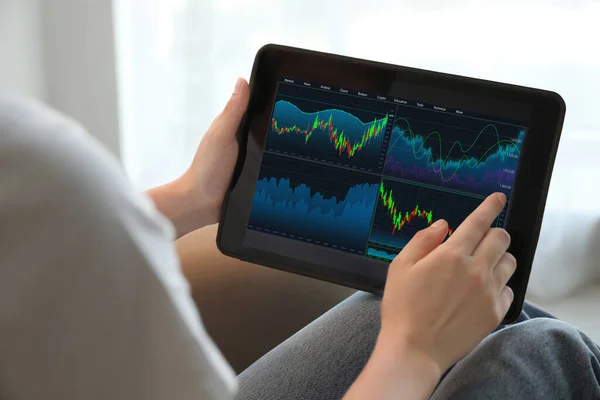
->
[506, 318, 582, 344]
[434, 319, 599, 400]
[490, 318, 594, 361]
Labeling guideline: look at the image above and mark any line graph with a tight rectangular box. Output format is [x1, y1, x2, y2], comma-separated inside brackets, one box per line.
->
[368, 178, 486, 252]
[248, 153, 380, 253]
[383, 109, 526, 196]
[387, 119, 522, 182]
[265, 98, 391, 171]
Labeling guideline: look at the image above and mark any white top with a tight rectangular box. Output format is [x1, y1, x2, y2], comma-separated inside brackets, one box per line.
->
[0, 95, 235, 399]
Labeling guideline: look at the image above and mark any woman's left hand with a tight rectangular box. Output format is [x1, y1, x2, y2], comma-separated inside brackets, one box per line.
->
[147, 78, 249, 237]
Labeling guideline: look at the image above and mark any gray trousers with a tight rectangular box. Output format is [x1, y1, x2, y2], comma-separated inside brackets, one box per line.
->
[236, 292, 600, 399]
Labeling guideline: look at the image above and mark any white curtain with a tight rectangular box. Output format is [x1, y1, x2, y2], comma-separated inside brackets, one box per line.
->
[113, 0, 600, 295]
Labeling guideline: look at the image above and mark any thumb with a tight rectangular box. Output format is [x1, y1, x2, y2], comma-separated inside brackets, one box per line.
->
[210, 77, 250, 136]
[394, 219, 449, 266]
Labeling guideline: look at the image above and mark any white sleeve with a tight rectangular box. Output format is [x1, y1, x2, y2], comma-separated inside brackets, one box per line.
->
[0, 95, 236, 400]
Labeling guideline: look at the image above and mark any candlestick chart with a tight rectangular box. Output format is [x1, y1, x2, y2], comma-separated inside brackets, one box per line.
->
[367, 178, 491, 257]
[264, 99, 389, 171]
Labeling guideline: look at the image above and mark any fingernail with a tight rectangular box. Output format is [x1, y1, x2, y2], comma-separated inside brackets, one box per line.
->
[234, 77, 244, 93]
[432, 219, 446, 228]
[496, 192, 507, 205]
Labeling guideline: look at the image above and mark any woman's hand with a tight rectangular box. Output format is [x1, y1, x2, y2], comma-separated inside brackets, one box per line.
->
[380, 191, 515, 371]
[345, 192, 516, 400]
[147, 78, 249, 237]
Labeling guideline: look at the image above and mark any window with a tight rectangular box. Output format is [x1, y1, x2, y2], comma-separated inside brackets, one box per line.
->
[114, 0, 599, 205]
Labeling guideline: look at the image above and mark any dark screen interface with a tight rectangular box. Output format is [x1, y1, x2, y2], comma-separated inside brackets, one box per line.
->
[247, 78, 528, 263]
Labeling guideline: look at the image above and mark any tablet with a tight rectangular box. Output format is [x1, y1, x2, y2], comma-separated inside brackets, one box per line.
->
[217, 44, 565, 323]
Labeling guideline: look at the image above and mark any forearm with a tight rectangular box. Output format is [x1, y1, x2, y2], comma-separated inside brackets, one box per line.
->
[344, 334, 441, 400]
[146, 172, 217, 239]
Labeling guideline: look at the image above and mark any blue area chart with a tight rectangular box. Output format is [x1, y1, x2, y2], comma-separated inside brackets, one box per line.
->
[248, 154, 380, 253]
[264, 100, 389, 172]
[366, 247, 398, 262]
[383, 117, 525, 195]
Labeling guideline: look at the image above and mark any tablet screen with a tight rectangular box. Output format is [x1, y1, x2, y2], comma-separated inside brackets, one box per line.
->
[246, 77, 528, 263]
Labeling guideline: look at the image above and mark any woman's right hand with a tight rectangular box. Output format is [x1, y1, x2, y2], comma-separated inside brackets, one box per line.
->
[379, 191, 516, 373]
[344, 192, 516, 400]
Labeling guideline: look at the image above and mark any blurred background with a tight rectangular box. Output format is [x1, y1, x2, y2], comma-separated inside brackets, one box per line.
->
[1, 0, 599, 338]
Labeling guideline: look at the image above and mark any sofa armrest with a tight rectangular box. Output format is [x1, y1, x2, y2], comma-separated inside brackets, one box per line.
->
[176, 224, 355, 373]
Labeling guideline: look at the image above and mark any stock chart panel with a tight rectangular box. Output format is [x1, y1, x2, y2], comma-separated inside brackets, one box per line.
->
[248, 153, 380, 253]
[365, 179, 493, 262]
[264, 81, 395, 173]
[383, 106, 524, 196]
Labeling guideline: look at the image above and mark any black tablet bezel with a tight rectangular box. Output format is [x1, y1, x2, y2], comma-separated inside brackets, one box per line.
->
[217, 44, 565, 323]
